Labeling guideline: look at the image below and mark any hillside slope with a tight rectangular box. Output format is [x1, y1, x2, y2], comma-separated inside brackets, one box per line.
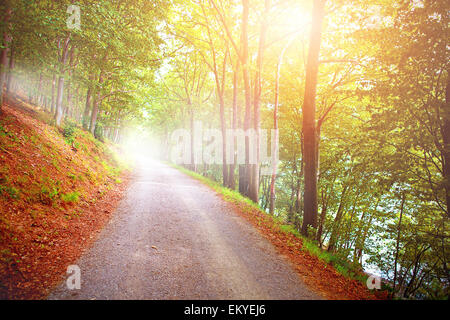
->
[0, 95, 129, 299]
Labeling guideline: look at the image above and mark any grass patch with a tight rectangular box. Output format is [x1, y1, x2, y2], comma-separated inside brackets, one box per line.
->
[38, 178, 61, 205]
[0, 123, 18, 141]
[0, 184, 20, 200]
[67, 173, 77, 180]
[61, 191, 80, 203]
[0, 174, 20, 200]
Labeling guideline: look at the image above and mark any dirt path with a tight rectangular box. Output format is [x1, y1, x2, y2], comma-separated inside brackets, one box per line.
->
[48, 159, 321, 300]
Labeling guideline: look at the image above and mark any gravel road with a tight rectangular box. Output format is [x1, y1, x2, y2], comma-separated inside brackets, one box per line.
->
[48, 159, 321, 300]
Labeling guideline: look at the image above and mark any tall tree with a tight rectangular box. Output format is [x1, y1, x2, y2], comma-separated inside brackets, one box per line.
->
[301, 0, 326, 236]
[0, 3, 12, 112]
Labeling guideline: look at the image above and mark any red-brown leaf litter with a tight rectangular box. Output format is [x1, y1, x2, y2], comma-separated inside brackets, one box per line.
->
[0, 95, 129, 299]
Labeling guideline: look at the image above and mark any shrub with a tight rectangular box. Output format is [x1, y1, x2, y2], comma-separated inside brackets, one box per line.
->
[94, 122, 104, 142]
[62, 120, 78, 144]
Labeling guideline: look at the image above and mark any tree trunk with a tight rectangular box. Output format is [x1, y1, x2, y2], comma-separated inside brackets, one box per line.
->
[90, 71, 104, 134]
[228, 65, 239, 190]
[327, 184, 348, 252]
[0, 6, 11, 112]
[269, 34, 294, 214]
[6, 46, 14, 94]
[301, 0, 326, 237]
[65, 48, 75, 119]
[55, 35, 71, 126]
[316, 189, 328, 243]
[219, 93, 228, 186]
[83, 75, 94, 129]
[37, 73, 43, 106]
[51, 73, 56, 114]
[241, 0, 251, 197]
[55, 75, 65, 125]
[393, 193, 406, 297]
[442, 73, 450, 218]
[249, 0, 271, 203]
[189, 104, 196, 172]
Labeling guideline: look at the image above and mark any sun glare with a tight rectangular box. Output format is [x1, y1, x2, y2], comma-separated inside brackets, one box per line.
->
[121, 128, 161, 165]
[273, 3, 311, 36]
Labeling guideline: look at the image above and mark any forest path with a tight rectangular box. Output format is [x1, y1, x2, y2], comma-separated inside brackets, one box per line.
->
[48, 158, 321, 299]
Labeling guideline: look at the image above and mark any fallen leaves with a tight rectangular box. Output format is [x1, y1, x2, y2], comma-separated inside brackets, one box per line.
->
[0, 99, 131, 299]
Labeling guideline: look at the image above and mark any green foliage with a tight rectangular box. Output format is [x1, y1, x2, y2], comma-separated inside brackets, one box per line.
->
[0, 123, 17, 141]
[0, 184, 20, 200]
[62, 120, 78, 145]
[67, 173, 76, 180]
[38, 178, 61, 205]
[0, 173, 20, 200]
[94, 122, 104, 142]
[61, 191, 80, 203]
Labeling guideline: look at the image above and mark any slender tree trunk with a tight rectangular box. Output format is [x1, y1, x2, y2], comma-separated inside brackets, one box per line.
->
[219, 93, 228, 186]
[65, 49, 75, 120]
[442, 74, 450, 218]
[327, 184, 348, 252]
[301, 0, 326, 237]
[6, 46, 14, 94]
[90, 98, 100, 135]
[37, 72, 43, 106]
[269, 35, 294, 214]
[113, 111, 121, 143]
[55, 35, 71, 126]
[316, 189, 328, 243]
[73, 85, 79, 119]
[0, 6, 11, 112]
[55, 75, 65, 125]
[27, 76, 33, 104]
[83, 75, 94, 129]
[393, 193, 406, 297]
[356, 216, 372, 265]
[241, 0, 251, 197]
[66, 79, 71, 119]
[228, 64, 239, 190]
[288, 149, 298, 222]
[0, 48, 9, 110]
[51, 73, 56, 114]
[189, 104, 196, 172]
[295, 136, 304, 217]
[90, 71, 104, 134]
[249, 0, 271, 202]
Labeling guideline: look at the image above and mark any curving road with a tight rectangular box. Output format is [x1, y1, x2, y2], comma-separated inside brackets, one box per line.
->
[48, 159, 321, 300]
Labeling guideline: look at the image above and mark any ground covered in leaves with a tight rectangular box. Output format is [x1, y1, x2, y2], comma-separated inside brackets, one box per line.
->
[0, 95, 129, 299]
